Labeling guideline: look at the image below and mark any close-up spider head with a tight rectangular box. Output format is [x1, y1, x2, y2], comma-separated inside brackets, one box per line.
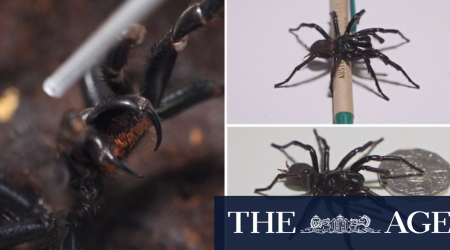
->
[0, 0, 224, 249]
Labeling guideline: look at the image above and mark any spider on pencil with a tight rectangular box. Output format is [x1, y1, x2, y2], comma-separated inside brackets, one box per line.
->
[275, 9, 418, 101]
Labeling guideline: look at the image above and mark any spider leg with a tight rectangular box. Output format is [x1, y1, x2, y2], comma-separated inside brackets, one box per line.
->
[61, 225, 76, 250]
[362, 187, 379, 196]
[344, 9, 366, 35]
[313, 129, 330, 173]
[353, 165, 390, 176]
[368, 50, 420, 89]
[0, 181, 51, 248]
[80, 24, 147, 108]
[157, 79, 223, 119]
[80, 68, 110, 108]
[0, 221, 49, 248]
[142, 0, 224, 108]
[0, 180, 35, 212]
[274, 54, 317, 88]
[348, 36, 373, 48]
[370, 33, 385, 44]
[335, 137, 383, 171]
[349, 155, 424, 174]
[356, 28, 410, 42]
[303, 172, 315, 191]
[271, 141, 319, 174]
[254, 173, 298, 192]
[329, 56, 341, 93]
[289, 23, 333, 42]
[360, 54, 390, 101]
[102, 24, 146, 95]
[330, 11, 340, 37]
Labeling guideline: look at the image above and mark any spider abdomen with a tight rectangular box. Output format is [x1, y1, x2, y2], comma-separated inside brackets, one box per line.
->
[288, 163, 319, 185]
[310, 40, 334, 57]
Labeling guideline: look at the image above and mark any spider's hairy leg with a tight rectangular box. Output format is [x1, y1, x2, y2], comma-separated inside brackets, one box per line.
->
[353, 165, 391, 176]
[369, 51, 420, 89]
[102, 24, 147, 95]
[360, 54, 390, 101]
[344, 9, 366, 35]
[356, 28, 410, 43]
[348, 36, 373, 48]
[0, 181, 50, 248]
[0, 221, 49, 248]
[81, 24, 147, 108]
[48, 224, 76, 250]
[80, 25, 164, 157]
[142, 0, 224, 108]
[81, 68, 109, 108]
[254, 173, 298, 193]
[313, 129, 330, 173]
[371, 33, 385, 44]
[362, 187, 379, 196]
[60, 226, 76, 250]
[0, 180, 34, 211]
[157, 79, 223, 119]
[271, 140, 319, 173]
[329, 56, 341, 93]
[274, 54, 317, 88]
[330, 11, 340, 37]
[289, 23, 333, 42]
[335, 137, 384, 171]
[349, 155, 424, 175]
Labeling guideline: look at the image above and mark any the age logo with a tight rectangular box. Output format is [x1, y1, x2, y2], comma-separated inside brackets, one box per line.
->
[300, 214, 381, 234]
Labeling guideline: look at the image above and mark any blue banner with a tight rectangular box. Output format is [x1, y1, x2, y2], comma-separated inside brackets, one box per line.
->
[215, 196, 450, 250]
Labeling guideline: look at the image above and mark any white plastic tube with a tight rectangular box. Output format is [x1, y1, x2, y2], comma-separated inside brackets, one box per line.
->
[43, 0, 163, 98]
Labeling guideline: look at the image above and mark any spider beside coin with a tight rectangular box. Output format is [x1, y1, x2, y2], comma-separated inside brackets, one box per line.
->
[254, 129, 425, 196]
[255, 130, 450, 196]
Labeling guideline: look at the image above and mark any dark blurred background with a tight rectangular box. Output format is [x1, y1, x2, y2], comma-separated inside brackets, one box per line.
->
[0, 0, 224, 249]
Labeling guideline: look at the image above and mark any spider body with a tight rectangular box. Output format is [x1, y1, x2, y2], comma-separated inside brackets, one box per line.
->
[0, 0, 224, 248]
[254, 129, 424, 196]
[275, 9, 419, 101]
[315, 168, 365, 193]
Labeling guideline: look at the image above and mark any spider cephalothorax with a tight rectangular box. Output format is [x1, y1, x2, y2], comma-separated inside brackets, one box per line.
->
[254, 129, 424, 196]
[275, 9, 418, 101]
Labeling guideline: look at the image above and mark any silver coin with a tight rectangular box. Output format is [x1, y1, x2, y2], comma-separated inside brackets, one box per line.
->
[378, 148, 450, 196]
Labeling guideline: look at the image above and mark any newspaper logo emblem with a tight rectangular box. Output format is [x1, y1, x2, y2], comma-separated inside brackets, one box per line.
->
[300, 214, 380, 234]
